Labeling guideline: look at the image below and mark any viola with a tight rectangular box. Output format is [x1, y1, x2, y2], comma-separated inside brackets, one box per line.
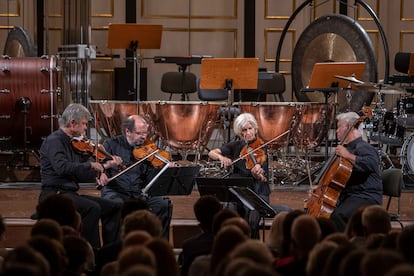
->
[71, 135, 113, 161]
[133, 140, 171, 168]
[239, 138, 267, 182]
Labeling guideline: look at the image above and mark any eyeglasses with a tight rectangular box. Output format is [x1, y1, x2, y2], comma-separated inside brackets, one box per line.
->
[133, 131, 148, 136]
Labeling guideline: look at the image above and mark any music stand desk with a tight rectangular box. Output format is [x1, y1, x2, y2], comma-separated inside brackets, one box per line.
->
[200, 58, 259, 90]
[107, 23, 163, 50]
[307, 61, 366, 89]
[196, 177, 254, 202]
[145, 165, 200, 196]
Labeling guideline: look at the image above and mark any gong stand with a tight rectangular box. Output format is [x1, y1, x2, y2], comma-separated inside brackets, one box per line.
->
[107, 24, 162, 114]
[200, 58, 259, 142]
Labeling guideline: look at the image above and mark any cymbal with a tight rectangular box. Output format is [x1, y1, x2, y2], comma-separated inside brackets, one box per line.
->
[356, 83, 403, 95]
[334, 75, 364, 84]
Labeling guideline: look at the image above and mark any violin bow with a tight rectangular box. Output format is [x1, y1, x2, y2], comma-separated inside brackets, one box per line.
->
[94, 111, 99, 165]
[232, 130, 290, 165]
[107, 149, 159, 182]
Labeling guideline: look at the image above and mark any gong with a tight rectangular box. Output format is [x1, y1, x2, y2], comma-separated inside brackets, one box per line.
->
[3, 26, 37, 57]
[292, 14, 377, 112]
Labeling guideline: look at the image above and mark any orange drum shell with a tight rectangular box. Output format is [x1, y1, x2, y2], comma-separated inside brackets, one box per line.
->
[0, 57, 57, 148]
[238, 102, 302, 150]
[293, 103, 335, 149]
[147, 101, 220, 151]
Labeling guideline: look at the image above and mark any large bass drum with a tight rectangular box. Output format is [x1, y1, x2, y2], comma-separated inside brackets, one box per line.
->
[401, 134, 414, 185]
[0, 56, 58, 148]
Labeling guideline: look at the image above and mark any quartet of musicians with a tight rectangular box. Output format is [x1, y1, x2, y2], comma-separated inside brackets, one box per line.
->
[37, 103, 382, 250]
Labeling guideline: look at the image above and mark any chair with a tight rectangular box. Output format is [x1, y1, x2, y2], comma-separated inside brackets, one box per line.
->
[256, 71, 286, 101]
[161, 71, 197, 101]
[197, 78, 240, 143]
[381, 168, 404, 228]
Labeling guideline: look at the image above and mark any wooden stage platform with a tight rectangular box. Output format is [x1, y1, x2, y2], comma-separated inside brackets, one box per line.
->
[1, 180, 414, 249]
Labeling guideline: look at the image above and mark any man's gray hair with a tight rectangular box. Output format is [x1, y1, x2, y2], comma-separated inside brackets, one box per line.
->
[336, 112, 364, 133]
[59, 103, 91, 127]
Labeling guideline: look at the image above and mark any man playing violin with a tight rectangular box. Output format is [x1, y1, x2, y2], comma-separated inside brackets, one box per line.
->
[100, 114, 173, 239]
[325, 111, 382, 231]
[209, 112, 289, 238]
[38, 103, 124, 249]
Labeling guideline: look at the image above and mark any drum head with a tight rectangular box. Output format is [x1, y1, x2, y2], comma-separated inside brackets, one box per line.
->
[292, 14, 377, 112]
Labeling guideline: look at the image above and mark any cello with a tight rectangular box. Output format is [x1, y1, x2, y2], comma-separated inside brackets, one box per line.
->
[307, 108, 371, 218]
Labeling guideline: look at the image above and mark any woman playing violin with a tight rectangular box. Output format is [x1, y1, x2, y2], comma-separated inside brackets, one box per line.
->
[208, 112, 290, 239]
[101, 114, 172, 239]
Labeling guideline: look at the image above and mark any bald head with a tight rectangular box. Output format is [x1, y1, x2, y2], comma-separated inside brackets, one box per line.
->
[123, 115, 149, 146]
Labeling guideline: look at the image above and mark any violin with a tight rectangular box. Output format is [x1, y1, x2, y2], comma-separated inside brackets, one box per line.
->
[71, 135, 113, 162]
[133, 140, 171, 168]
[239, 138, 267, 182]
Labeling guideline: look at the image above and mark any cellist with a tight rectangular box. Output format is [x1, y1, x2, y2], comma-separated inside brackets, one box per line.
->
[313, 111, 382, 232]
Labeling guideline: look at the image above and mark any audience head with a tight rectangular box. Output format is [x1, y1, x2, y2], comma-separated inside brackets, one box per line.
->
[193, 195, 223, 233]
[122, 210, 162, 238]
[120, 264, 157, 276]
[117, 245, 156, 275]
[344, 205, 366, 239]
[145, 237, 179, 276]
[361, 205, 391, 236]
[30, 218, 63, 242]
[62, 235, 95, 275]
[36, 194, 79, 230]
[281, 209, 305, 257]
[323, 243, 356, 276]
[324, 232, 351, 246]
[317, 216, 338, 239]
[221, 217, 251, 237]
[212, 208, 239, 235]
[291, 214, 321, 258]
[267, 211, 288, 257]
[229, 240, 274, 267]
[223, 257, 275, 276]
[210, 225, 249, 275]
[397, 224, 414, 263]
[306, 240, 338, 276]
[27, 236, 67, 276]
[338, 248, 366, 276]
[385, 263, 414, 276]
[1, 245, 50, 276]
[360, 249, 405, 276]
[122, 230, 152, 248]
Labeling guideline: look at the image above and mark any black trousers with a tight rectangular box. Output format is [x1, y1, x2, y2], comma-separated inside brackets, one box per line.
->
[102, 191, 173, 239]
[40, 190, 122, 249]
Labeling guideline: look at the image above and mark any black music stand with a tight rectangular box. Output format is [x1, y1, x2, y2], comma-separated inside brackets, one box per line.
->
[196, 177, 254, 202]
[301, 62, 366, 160]
[143, 165, 200, 196]
[200, 58, 259, 142]
[229, 186, 276, 241]
[108, 24, 163, 113]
